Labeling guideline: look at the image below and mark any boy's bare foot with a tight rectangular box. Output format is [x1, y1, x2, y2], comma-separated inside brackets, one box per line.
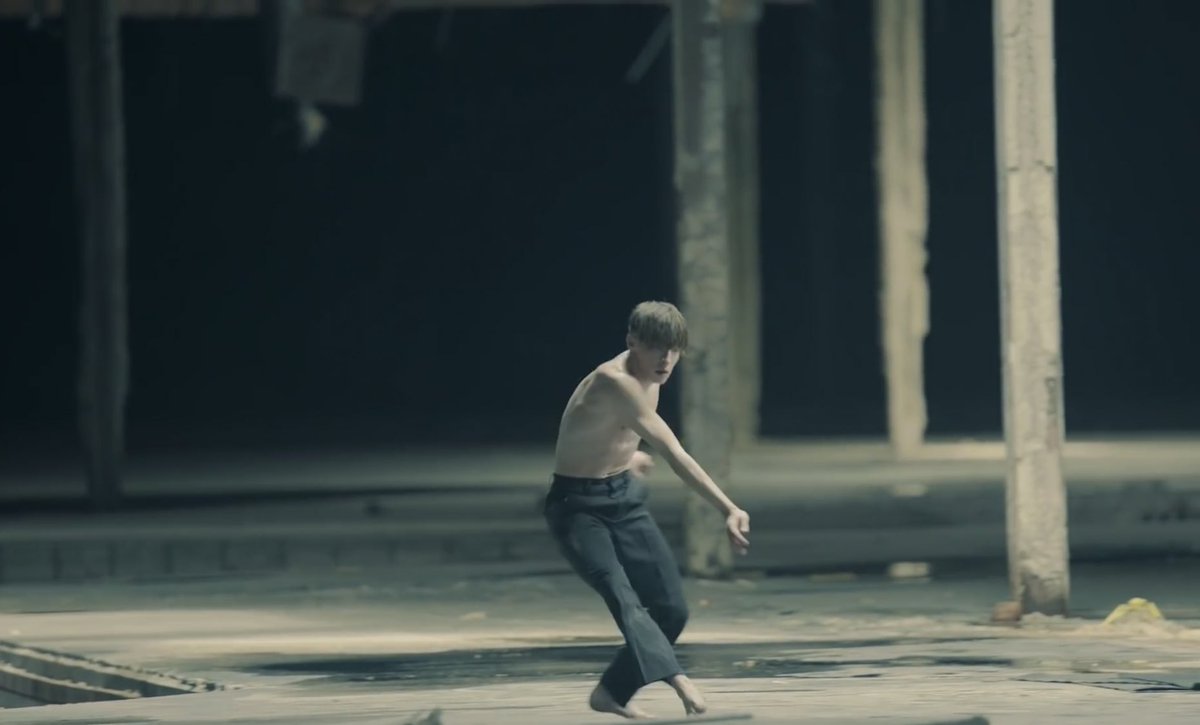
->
[667, 674, 707, 715]
[589, 683, 656, 719]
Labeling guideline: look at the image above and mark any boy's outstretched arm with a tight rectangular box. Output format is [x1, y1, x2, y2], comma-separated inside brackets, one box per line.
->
[599, 373, 751, 553]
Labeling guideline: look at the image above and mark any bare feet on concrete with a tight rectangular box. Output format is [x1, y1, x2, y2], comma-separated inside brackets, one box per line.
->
[589, 683, 656, 719]
[668, 674, 707, 716]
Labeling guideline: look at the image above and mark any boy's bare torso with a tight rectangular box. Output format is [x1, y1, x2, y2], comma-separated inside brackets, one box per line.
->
[554, 351, 659, 478]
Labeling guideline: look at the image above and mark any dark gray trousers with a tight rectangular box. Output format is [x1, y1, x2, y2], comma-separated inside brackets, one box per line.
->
[543, 470, 688, 706]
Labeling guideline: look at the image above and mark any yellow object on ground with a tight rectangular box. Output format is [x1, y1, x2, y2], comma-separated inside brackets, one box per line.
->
[1103, 597, 1165, 625]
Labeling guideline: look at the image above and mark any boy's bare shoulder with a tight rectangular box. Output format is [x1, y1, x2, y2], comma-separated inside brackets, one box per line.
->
[585, 362, 633, 396]
[590, 361, 643, 405]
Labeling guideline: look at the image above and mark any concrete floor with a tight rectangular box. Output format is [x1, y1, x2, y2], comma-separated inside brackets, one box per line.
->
[2, 437, 1200, 722]
[2, 560, 1200, 723]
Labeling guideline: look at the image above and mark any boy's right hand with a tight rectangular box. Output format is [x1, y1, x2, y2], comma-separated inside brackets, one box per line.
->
[726, 508, 751, 555]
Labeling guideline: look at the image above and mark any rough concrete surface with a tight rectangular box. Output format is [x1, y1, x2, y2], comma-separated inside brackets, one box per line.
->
[2, 439, 1200, 722]
[1, 559, 1199, 723]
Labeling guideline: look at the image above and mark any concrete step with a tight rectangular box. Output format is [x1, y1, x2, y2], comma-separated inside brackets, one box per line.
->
[0, 640, 217, 706]
[3, 469, 1199, 583]
[2, 514, 1198, 584]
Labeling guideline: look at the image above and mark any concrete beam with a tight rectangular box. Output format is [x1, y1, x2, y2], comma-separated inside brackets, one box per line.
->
[0, 0, 813, 18]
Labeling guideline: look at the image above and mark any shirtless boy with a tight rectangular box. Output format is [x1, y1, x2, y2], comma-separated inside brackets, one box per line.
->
[545, 300, 752, 719]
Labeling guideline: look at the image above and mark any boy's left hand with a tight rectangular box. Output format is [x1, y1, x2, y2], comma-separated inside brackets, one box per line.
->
[630, 450, 655, 478]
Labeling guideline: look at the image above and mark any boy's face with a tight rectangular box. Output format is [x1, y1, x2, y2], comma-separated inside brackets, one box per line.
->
[628, 336, 681, 384]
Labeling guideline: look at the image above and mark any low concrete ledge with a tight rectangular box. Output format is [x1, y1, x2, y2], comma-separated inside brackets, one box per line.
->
[0, 640, 220, 706]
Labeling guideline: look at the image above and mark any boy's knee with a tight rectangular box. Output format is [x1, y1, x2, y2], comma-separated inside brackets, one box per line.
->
[657, 600, 689, 637]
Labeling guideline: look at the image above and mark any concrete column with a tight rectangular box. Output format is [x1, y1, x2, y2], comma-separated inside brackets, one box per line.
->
[994, 0, 1070, 615]
[874, 0, 929, 459]
[674, 0, 734, 578]
[66, 0, 129, 510]
[723, 0, 762, 449]
[800, 0, 837, 412]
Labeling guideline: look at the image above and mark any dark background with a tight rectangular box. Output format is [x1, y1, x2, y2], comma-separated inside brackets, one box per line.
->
[1, 0, 1197, 455]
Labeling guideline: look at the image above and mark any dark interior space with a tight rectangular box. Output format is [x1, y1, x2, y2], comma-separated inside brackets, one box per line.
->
[1, 0, 1196, 457]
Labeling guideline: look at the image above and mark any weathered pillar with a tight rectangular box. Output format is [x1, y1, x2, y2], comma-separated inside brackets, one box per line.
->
[674, 0, 734, 577]
[724, 0, 762, 449]
[874, 0, 929, 459]
[994, 0, 1070, 615]
[66, 0, 128, 510]
[800, 0, 838, 424]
